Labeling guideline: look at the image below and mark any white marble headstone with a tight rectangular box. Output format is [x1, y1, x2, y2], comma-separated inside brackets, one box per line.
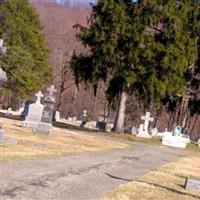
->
[22, 91, 44, 129]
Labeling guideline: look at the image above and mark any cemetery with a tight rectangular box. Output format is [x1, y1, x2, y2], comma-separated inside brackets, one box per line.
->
[0, 1, 200, 200]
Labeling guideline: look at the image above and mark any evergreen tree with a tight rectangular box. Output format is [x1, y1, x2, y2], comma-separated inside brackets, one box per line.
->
[0, 0, 52, 100]
[71, 0, 199, 133]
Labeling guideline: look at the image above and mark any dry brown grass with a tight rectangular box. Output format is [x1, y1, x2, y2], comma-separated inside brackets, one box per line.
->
[0, 119, 130, 163]
[102, 156, 200, 200]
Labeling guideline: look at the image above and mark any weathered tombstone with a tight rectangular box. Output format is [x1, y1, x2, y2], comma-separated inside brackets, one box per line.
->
[37, 85, 57, 134]
[137, 112, 153, 138]
[185, 177, 200, 192]
[198, 139, 200, 147]
[22, 91, 44, 129]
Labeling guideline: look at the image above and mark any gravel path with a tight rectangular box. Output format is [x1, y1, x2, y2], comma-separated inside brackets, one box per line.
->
[0, 142, 193, 200]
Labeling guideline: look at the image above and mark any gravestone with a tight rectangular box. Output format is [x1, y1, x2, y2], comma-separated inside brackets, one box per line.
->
[84, 121, 97, 129]
[106, 123, 114, 132]
[21, 101, 32, 119]
[6, 107, 12, 115]
[81, 110, 88, 127]
[185, 177, 200, 192]
[37, 85, 57, 134]
[96, 121, 106, 131]
[54, 111, 60, 122]
[22, 91, 44, 129]
[162, 126, 190, 148]
[198, 139, 200, 147]
[137, 112, 153, 138]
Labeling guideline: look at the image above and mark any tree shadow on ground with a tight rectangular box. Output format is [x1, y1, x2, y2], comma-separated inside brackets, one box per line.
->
[53, 121, 98, 133]
[0, 112, 21, 121]
[136, 180, 200, 199]
[105, 173, 200, 199]
[104, 173, 133, 182]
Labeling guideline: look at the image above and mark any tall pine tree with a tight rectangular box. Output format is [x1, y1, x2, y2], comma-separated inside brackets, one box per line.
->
[71, 0, 199, 133]
[0, 0, 52, 101]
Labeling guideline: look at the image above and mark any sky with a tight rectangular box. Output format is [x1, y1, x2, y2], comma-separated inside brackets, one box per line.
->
[54, 0, 137, 6]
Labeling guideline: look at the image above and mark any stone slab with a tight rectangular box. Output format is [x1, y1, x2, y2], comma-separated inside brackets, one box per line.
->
[162, 135, 190, 148]
[36, 122, 53, 135]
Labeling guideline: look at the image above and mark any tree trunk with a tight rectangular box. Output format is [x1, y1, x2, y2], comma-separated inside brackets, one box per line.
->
[114, 90, 127, 133]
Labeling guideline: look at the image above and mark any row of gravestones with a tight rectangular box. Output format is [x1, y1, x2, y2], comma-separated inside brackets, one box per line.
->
[22, 85, 57, 134]
[128, 111, 198, 149]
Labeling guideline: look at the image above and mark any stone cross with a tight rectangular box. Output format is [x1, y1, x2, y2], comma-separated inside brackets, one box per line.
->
[47, 85, 57, 97]
[35, 91, 44, 104]
[141, 112, 154, 131]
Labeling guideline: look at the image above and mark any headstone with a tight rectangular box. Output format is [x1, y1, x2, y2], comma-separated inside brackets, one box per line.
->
[72, 116, 77, 121]
[54, 111, 60, 122]
[198, 139, 200, 147]
[162, 128, 190, 148]
[106, 123, 114, 132]
[81, 110, 88, 127]
[84, 121, 97, 129]
[37, 85, 57, 135]
[96, 121, 106, 131]
[151, 127, 158, 136]
[22, 91, 44, 129]
[6, 107, 12, 115]
[137, 112, 153, 138]
[175, 125, 182, 136]
[185, 177, 200, 192]
[21, 101, 32, 119]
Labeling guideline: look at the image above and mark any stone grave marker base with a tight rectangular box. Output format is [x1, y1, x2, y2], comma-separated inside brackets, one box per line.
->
[36, 123, 53, 135]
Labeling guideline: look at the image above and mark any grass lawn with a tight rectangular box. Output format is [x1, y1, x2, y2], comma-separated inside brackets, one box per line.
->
[0, 119, 130, 163]
[102, 156, 200, 200]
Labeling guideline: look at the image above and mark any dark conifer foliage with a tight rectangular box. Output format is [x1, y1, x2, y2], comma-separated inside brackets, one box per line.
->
[0, 0, 52, 99]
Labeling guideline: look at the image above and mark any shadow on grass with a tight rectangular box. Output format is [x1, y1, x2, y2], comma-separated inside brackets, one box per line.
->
[53, 121, 98, 133]
[136, 180, 200, 199]
[0, 112, 21, 121]
[105, 173, 133, 182]
[105, 173, 200, 199]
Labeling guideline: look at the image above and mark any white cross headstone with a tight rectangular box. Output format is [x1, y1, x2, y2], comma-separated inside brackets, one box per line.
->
[35, 91, 44, 104]
[141, 112, 154, 132]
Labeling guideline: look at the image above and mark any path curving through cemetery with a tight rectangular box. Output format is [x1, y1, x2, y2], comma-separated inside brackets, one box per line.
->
[0, 142, 193, 200]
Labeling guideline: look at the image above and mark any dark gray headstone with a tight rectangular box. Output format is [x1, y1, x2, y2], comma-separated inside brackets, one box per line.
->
[96, 121, 106, 131]
[21, 101, 32, 119]
[185, 177, 200, 192]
